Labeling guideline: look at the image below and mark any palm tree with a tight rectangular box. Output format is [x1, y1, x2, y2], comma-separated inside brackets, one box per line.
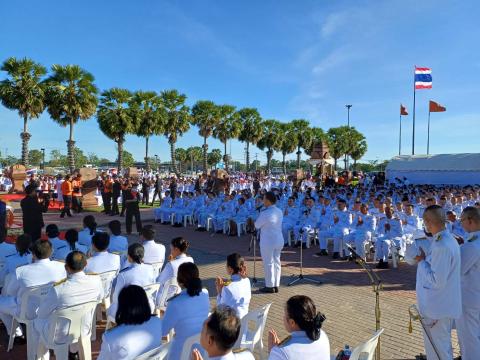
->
[237, 108, 262, 171]
[130, 91, 165, 171]
[45, 64, 98, 173]
[186, 146, 202, 173]
[213, 105, 240, 172]
[191, 100, 220, 172]
[256, 120, 282, 174]
[279, 123, 297, 174]
[97, 88, 136, 172]
[160, 89, 190, 176]
[326, 126, 350, 171]
[291, 119, 313, 169]
[348, 128, 368, 170]
[175, 147, 188, 174]
[0, 57, 47, 166]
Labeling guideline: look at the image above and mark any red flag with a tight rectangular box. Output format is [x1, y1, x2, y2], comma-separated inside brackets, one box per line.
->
[400, 104, 408, 116]
[429, 100, 446, 112]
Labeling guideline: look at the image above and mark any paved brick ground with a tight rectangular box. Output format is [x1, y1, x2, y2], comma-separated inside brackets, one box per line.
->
[0, 209, 461, 359]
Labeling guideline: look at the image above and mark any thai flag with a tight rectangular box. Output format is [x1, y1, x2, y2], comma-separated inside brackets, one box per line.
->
[415, 67, 432, 90]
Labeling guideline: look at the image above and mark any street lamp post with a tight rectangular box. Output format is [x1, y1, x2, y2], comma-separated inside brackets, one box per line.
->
[41, 148, 45, 171]
[345, 105, 353, 171]
[154, 154, 159, 173]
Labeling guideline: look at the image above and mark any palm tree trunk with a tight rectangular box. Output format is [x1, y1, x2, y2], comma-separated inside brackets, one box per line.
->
[296, 147, 301, 169]
[223, 141, 229, 172]
[170, 141, 178, 176]
[145, 136, 150, 171]
[202, 137, 208, 173]
[282, 152, 287, 175]
[266, 149, 273, 174]
[190, 154, 194, 173]
[334, 158, 338, 171]
[117, 138, 124, 172]
[67, 118, 75, 173]
[21, 116, 31, 166]
[246, 142, 250, 171]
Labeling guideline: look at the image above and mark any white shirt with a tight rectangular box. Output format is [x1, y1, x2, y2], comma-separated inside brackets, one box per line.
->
[217, 274, 251, 319]
[48, 237, 67, 258]
[161, 289, 210, 360]
[460, 231, 480, 309]
[85, 251, 121, 274]
[156, 254, 194, 286]
[210, 350, 255, 360]
[416, 229, 462, 319]
[142, 240, 166, 268]
[255, 205, 284, 247]
[97, 316, 163, 360]
[1, 252, 32, 283]
[269, 330, 330, 360]
[52, 243, 89, 261]
[108, 235, 129, 254]
[78, 228, 95, 248]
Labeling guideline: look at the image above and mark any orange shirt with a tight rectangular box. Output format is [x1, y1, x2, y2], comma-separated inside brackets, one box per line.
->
[72, 179, 82, 196]
[104, 179, 113, 193]
[61, 180, 73, 196]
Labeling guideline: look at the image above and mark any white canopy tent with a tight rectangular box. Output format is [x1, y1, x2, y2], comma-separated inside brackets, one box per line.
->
[386, 153, 480, 185]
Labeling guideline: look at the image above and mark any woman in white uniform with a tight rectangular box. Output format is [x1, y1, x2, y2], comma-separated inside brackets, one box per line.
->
[97, 285, 162, 360]
[268, 295, 330, 360]
[216, 253, 251, 319]
[78, 215, 97, 249]
[52, 229, 88, 261]
[162, 262, 210, 360]
[2, 234, 32, 285]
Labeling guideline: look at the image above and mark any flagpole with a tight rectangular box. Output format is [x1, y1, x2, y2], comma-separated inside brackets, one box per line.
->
[412, 67, 416, 155]
[427, 109, 431, 155]
[399, 112, 402, 156]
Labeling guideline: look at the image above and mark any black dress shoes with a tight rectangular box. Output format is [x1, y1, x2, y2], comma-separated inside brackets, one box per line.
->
[259, 287, 275, 293]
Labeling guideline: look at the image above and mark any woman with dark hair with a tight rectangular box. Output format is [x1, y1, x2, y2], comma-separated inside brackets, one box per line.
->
[97, 285, 162, 360]
[52, 229, 88, 261]
[268, 295, 330, 359]
[216, 253, 251, 318]
[156, 237, 193, 286]
[2, 234, 32, 281]
[162, 262, 210, 360]
[78, 215, 97, 248]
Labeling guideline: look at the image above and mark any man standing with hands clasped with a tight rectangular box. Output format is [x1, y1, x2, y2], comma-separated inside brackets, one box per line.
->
[255, 191, 283, 294]
[415, 205, 461, 360]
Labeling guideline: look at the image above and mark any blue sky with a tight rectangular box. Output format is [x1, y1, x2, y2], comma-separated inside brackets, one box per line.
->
[1, 0, 479, 164]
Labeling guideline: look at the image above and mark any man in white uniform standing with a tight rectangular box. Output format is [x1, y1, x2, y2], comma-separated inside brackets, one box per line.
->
[255, 191, 283, 294]
[415, 205, 461, 360]
[457, 206, 480, 360]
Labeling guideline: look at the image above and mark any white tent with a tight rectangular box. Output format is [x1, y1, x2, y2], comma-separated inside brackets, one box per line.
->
[386, 153, 480, 185]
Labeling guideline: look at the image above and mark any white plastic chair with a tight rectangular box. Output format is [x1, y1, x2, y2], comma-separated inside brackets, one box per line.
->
[92, 270, 118, 341]
[37, 301, 98, 360]
[349, 329, 384, 360]
[156, 278, 181, 313]
[135, 341, 171, 360]
[234, 303, 272, 360]
[7, 283, 52, 360]
[179, 333, 209, 360]
[147, 261, 165, 277]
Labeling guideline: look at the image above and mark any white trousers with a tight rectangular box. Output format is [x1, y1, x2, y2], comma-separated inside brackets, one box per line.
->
[422, 316, 454, 360]
[345, 230, 371, 258]
[456, 308, 480, 360]
[319, 227, 349, 254]
[0, 295, 21, 336]
[260, 243, 283, 288]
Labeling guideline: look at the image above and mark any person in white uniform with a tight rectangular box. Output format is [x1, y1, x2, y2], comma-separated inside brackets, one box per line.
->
[0, 239, 66, 341]
[268, 295, 330, 360]
[141, 225, 166, 274]
[52, 229, 89, 261]
[161, 262, 210, 360]
[255, 191, 284, 294]
[456, 206, 480, 360]
[84, 232, 121, 274]
[107, 220, 129, 254]
[97, 285, 163, 360]
[108, 243, 156, 320]
[216, 253, 251, 319]
[33, 250, 103, 360]
[156, 236, 194, 287]
[1, 234, 32, 284]
[415, 205, 462, 360]
[192, 305, 255, 360]
[45, 224, 66, 259]
[77, 215, 98, 249]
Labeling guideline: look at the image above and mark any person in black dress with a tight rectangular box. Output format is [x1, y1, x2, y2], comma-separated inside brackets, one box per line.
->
[20, 184, 47, 241]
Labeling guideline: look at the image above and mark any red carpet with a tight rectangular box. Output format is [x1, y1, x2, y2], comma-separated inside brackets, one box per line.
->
[0, 194, 62, 210]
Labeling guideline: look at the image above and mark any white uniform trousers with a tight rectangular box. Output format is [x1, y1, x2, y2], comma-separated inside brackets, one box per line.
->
[260, 243, 283, 288]
[456, 308, 480, 360]
[345, 230, 371, 258]
[0, 296, 21, 336]
[375, 236, 406, 262]
[282, 221, 295, 245]
[319, 227, 349, 255]
[422, 317, 454, 360]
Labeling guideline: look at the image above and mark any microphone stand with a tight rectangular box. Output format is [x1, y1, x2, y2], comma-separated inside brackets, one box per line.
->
[345, 244, 382, 360]
[288, 229, 322, 286]
[248, 230, 263, 286]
